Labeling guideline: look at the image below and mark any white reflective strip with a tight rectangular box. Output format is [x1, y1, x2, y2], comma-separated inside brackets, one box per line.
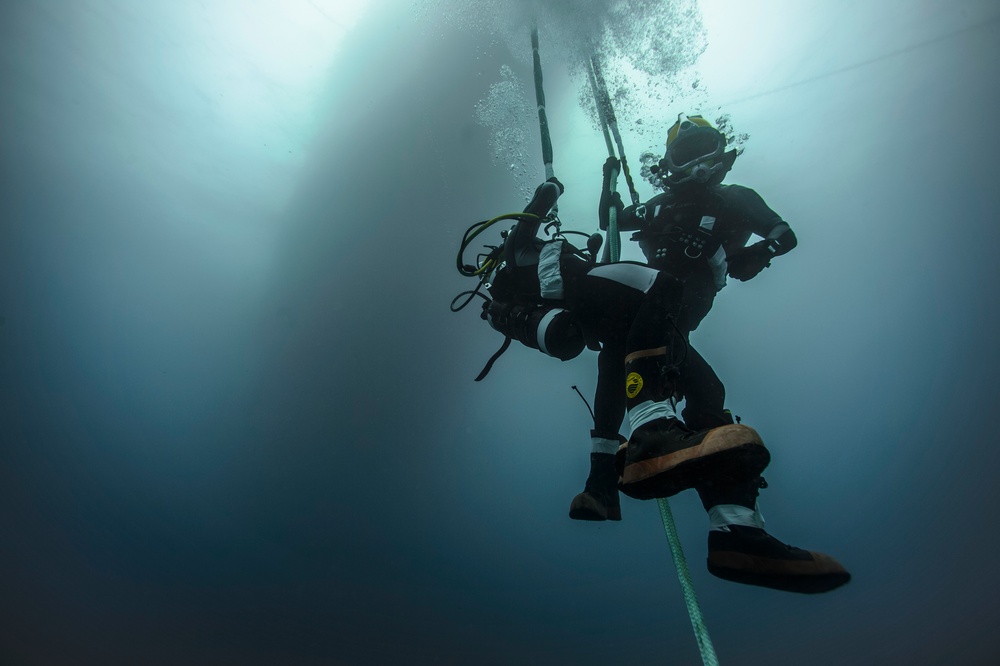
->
[708, 503, 766, 532]
[588, 263, 659, 293]
[766, 222, 789, 240]
[591, 435, 621, 455]
[707, 245, 728, 291]
[628, 399, 677, 432]
[699, 215, 716, 230]
[654, 204, 662, 218]
[538, 240, 564, 299]
[535, 308, 563, 355]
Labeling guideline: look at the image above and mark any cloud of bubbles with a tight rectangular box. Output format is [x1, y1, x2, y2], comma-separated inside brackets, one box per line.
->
[416, 0, 747, 195]
[473, 64, 539, 202]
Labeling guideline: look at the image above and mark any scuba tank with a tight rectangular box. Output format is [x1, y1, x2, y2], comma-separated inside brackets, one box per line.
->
[483, 263, 585, 362]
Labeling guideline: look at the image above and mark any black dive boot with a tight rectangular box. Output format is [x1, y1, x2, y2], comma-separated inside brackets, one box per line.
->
[708, 526, 851, 593]
[619, 352, 770, 500]
[699, 477, 851, 594]
[569, 451, 622, 521]
[682, 407, 737, 430]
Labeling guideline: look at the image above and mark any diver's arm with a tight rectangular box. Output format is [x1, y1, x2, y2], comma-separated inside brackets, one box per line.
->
[598, 157, 653, 232]
[763, 223, 797, 256]
[727, 224, 797, 281]
[600, 195, 652, 232]
[505, 179, 563, 267]
[725, 186, 797, 281]
[599, 191, 655, 232]
[618, 201, 648, 232]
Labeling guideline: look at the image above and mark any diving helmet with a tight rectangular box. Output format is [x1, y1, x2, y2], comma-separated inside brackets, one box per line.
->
[659, 113, 736, 189]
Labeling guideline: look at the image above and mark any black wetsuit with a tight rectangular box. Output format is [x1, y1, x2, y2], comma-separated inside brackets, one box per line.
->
[598, 184, 797, 432]
[500, 180, 684, 391]
[502, 180, 811, 525]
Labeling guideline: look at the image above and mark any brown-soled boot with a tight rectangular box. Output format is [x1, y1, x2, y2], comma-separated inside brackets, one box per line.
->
[620, 419, 770, 500]
[619, 350, 769, 500]
[569, 452, 622, 521]
[707, 525, 851, 593]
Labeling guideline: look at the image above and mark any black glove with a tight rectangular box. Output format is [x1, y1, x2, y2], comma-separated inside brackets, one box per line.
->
[525, 179, 563, 216]
[727, 242, 773, 281]
[603, 156, 621, 181]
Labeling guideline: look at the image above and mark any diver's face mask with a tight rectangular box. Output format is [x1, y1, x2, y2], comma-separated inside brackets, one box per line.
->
[660, 124, 730, 188]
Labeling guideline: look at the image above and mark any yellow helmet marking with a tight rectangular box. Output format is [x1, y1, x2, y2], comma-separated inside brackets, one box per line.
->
[666, 113, 714, 147]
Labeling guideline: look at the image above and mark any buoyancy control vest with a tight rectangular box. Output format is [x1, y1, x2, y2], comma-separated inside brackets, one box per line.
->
[631, 191, 729, 291]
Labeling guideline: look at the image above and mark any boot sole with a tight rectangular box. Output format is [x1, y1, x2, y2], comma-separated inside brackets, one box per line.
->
[620, 426, 769, 500]
[569, 492, 622, 521]
[708, 558, 852, 594]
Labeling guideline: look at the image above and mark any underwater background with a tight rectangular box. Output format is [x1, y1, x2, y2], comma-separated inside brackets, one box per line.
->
[2, 1, 999, 663]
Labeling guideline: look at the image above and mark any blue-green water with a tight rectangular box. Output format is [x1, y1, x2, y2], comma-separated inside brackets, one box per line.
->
[2, 1, 999, 663]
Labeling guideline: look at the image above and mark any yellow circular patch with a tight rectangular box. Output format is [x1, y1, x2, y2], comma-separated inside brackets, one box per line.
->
[625, 372, 643, 399]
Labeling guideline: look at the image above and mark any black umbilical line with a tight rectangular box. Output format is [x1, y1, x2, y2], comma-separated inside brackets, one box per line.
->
[450, 280, 491, 313]
[667, 315, 689, 369]
[557, 230, 593, 242]
[456, 218, 493, 276]
[570, 385, 596, 422]
[476, 247, 499, 266]
[661, 314, 690, 398]
[547, 230, 600, 262]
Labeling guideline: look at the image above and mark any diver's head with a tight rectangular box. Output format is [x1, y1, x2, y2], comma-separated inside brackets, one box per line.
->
[655, 113, 737, 191]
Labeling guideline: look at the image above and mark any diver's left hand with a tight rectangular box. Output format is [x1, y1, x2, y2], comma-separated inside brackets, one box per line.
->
[545, 176, 565, 194]
[727, 244, 772, 281]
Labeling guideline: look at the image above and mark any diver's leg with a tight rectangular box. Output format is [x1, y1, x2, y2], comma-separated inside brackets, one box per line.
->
[672, 284, 728, 429]
[618, 274, 769, 500]
[696, 478, 851, 593]
[569, 339, 625, 521]
[679, 345, 729, 430]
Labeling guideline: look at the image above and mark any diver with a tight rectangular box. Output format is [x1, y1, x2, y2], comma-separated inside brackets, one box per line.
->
[561, 113, 848, 593]
[571, 113, 799, 522]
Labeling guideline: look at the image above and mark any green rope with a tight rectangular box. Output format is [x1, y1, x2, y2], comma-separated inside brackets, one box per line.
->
[658, 498, 719, 666]
[590, 55, 640, 207]
[587, 51, 719, 666]
[606, 188, 621, 263]
[528, 34, 717, 663]
[587, 64, 615, 158]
